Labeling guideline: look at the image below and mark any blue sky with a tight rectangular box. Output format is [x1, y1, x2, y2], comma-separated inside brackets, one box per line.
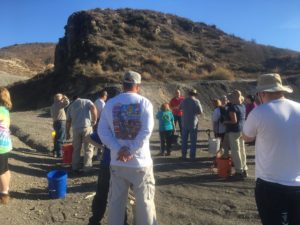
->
[1, 0, 300, 51]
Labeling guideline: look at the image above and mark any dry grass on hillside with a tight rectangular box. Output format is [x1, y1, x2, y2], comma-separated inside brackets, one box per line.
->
[0, 43, 55, 77]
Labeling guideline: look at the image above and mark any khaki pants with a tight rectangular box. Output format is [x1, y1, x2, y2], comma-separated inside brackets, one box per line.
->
[108, 165, 157, 225]
[228, 132, 247, 173]
[72, 127, 93, 170]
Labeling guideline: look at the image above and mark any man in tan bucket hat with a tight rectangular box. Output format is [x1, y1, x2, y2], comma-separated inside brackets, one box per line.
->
[243, 73, 300, 225]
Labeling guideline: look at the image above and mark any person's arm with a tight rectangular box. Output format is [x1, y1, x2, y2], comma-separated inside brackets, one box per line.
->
[90, 104, 98, 127]
[66, 106, 72, 140]
[196, 100, 203, 115]
[66, 120, 72, 140]
[223, 106, 237, 124]
[171, 113, 176, 133]
[98, 107, 122, 152]
[227, 111, 237, 124]
[242, 110, 257, 142]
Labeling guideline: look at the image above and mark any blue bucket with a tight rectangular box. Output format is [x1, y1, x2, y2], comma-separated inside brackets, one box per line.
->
[47, 170, 67, 199]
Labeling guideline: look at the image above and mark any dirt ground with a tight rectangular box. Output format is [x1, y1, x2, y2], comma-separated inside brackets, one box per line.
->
[0, 110, 260, 225]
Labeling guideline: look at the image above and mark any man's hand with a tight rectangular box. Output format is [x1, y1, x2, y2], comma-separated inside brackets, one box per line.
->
[117, 146, 133, 162]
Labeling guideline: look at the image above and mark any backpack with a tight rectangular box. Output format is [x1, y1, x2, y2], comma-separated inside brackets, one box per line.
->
[219, 106, 228, 123]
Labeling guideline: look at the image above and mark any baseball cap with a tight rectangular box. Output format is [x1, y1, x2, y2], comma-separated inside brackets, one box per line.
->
[123, 71, 141, 84]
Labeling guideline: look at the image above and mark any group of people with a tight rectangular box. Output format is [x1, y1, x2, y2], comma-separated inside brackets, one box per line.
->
[156, 88, 203, 160]
[211, 90, 257, 179]
[50, 71, 157, 225]
[0, 71, 300, 225]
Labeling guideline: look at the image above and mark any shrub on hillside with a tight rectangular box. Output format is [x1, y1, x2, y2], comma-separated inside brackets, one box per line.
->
[202, 67, 235, 80]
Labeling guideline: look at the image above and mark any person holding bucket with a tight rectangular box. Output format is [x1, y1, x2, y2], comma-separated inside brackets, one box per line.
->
[0, 88, 13, 204]
[243, 73, 300, 225]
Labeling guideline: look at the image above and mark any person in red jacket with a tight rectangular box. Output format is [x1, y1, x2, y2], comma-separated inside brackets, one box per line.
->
[169, 89, 184, 135]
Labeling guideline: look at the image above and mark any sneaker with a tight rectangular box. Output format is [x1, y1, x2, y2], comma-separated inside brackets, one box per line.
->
[165, 152, 171, 156]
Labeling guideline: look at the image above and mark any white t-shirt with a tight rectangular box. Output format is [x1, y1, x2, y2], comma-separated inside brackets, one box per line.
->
[98, 92, 154, 168]
[94, 98, 105, 119]
[243, 98, 300, 186]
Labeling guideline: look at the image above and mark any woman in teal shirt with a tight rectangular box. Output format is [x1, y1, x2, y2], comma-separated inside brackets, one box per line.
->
[156, 103, 175, 156]
[0, 87, 12, 204]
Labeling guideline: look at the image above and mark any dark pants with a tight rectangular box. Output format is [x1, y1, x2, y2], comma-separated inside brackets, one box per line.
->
[89, 166, 128, 225]
[255, 178, 300, 225]
[53, 120, 66, 157]
[159, 130, 173, 154]
[174, 115, 182, 134]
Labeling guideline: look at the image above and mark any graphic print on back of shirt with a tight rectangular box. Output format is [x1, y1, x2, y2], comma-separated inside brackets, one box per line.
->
[112, 103, 141, 140]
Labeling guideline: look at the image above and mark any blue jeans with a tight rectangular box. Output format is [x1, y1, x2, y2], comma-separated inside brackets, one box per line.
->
[181, 127, 198, 159]
[53, 120, 66, 157]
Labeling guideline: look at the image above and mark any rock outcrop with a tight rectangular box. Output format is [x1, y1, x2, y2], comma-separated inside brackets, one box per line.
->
[8, 9, 300, 110]
[54, 8, 300, 82]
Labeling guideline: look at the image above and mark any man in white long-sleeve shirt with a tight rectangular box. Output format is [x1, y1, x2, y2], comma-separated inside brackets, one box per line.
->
[98, 71, 157, 225]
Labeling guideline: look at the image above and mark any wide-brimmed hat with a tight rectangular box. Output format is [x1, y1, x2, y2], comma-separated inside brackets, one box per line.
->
[256, 73, 293, 93]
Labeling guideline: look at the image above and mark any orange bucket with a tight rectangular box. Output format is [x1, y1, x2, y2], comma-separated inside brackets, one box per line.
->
[62, 144, 73, 164]
[216, 157, 232, 178]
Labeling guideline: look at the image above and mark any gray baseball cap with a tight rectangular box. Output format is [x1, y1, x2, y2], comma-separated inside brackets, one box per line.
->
[123, 71, 141, 84]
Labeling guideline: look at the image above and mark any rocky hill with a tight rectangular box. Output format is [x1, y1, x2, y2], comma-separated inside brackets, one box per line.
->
[54, 8, 300, 81]
[8, 8, 300, 110]
[0, 43, 55, 77]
